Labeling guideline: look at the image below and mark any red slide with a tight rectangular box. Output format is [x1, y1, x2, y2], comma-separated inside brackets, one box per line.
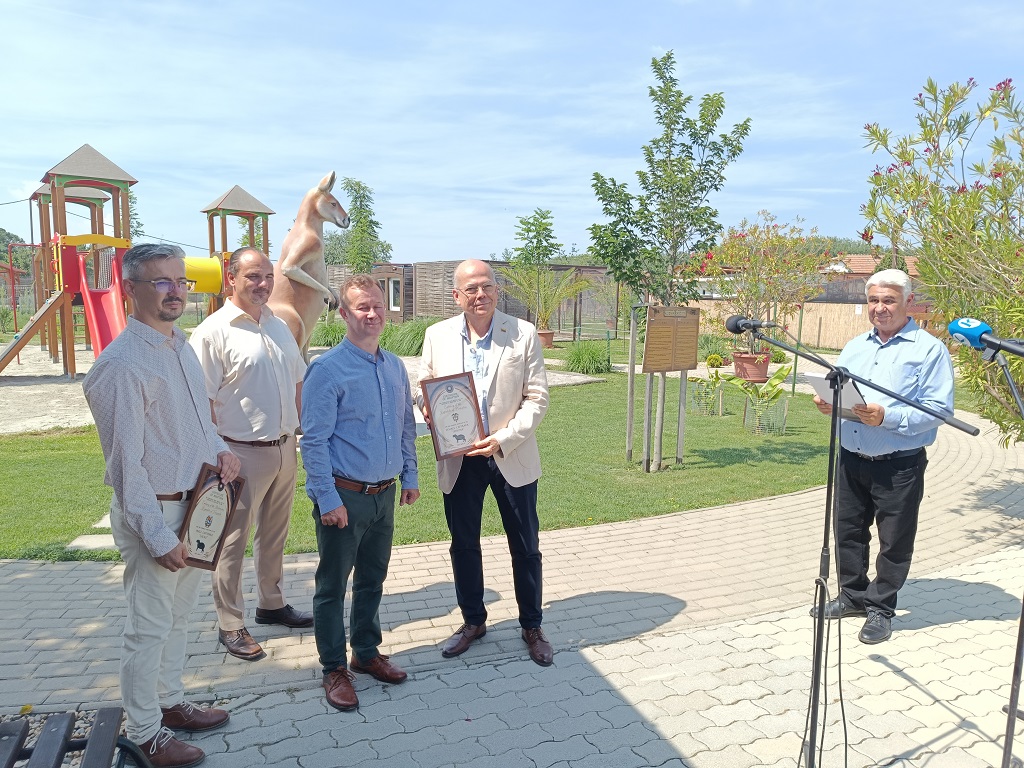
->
[78, 252, 127, 357]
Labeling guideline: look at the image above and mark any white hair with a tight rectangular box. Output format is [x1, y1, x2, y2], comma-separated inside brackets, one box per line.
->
[865, 269, 912, 301]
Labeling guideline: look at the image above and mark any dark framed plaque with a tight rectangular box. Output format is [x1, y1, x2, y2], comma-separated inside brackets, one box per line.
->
[421, 372, 486, 460]
[177, 463, 245, 570]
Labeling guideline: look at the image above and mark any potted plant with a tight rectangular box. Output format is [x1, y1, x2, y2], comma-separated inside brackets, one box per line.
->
[705, 211, 841, 381]
[497, 264, 591, 348]
[721, 364, 793, 434]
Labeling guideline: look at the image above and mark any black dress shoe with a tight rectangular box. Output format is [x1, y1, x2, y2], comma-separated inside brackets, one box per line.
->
[809, 596, 867, 620]
[859, 610, 892, 644]
[441, 623, 486, 658]
[255, 604, 314, 628]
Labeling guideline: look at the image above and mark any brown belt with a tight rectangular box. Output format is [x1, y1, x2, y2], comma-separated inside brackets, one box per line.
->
[334, 476, 396, 495]
[224, 435, 291, 448]
[156, 491, 193, 502]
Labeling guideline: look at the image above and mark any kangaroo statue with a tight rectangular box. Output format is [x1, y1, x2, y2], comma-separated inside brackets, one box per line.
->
[267, 171, 350, 358]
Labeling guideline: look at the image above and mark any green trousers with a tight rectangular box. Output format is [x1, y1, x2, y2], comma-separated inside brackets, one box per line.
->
[312, 485, 395, 674]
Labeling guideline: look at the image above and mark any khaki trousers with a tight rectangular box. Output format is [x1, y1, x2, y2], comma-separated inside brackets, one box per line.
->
[212, 440, 298, 629]
[111, 496, 202, 744]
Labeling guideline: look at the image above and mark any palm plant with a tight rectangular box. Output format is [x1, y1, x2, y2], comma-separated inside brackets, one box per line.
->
[497, 264, 591, 330]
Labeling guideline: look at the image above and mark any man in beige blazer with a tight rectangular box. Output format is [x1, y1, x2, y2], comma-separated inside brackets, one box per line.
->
[417, 259, 552, 666]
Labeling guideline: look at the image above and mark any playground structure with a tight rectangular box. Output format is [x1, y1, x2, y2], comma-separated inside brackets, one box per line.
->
[0, 145, 281, 378]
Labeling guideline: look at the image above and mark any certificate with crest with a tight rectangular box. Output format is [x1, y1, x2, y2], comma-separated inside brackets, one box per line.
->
[421, 372, 486, 460]
[177, 464, 245, 570]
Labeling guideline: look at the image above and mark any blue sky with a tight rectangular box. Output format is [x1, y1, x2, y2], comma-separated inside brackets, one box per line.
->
[1, 0, 1021, 263]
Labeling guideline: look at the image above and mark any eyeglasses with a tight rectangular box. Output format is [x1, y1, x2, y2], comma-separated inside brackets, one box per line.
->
[455, 283, 498, 297]
[132, 279, 195, 292]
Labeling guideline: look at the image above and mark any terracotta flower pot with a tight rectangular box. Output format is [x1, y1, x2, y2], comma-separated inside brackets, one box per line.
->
[537, 329, 555, 349]
[732, 352, 769, 383]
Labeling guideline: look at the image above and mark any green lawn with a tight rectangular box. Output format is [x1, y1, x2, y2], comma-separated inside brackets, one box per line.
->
[0, 374, 837, 561]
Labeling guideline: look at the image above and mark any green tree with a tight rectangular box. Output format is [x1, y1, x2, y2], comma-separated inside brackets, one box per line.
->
[127, 188, 144, 241]
[323, 178, 392, 272]
[237, 217, 266, 251]
[863, 76, 1024, 442]
[0, 227, 33, 275]
[511, 208, 562, 266]
[589, 50, 751, 307]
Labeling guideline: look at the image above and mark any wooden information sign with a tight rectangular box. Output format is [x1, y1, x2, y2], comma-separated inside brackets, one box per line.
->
[641, 306, 700, 373]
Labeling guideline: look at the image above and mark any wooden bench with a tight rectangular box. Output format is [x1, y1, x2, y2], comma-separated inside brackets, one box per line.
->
[0, 707, 150, 768]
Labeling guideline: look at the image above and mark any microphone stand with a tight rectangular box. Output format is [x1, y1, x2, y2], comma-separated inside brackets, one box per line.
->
[981, 347, 1024, 768]
[744, 329, 979, 768]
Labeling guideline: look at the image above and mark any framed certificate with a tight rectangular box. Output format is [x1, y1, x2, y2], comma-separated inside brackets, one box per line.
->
[421, 372, 486, 460]
[177, 463, 245, 570]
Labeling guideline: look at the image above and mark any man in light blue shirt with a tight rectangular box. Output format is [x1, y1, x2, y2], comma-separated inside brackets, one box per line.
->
[301, 275, 419, 712]
[812, 269, 954, 644]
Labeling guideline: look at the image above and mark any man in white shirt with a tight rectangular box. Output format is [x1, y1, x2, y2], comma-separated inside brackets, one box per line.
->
[190, 247, 311, 661]
[84, 243, 241, 768]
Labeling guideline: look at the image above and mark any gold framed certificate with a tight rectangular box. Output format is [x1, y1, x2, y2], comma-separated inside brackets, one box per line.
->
[177, 464, 245, 570]
[421, 372, 486, 460]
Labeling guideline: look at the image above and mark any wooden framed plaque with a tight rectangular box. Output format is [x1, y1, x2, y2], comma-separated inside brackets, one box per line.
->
[420, 372, 486, 460]
[177, 463, 245, 570]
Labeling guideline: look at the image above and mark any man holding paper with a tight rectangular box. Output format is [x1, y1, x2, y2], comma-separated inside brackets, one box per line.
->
[84, 243, 240, 768]
[416, 259, 552, 666]
[811, 269, 954, 644]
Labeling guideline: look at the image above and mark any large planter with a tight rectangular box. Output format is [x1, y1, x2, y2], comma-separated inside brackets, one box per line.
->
[732, 352, 769, 383]
[537, 329, 555, 349]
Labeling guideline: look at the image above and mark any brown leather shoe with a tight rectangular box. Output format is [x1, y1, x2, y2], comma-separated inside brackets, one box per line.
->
[218, 628, 265, 661]
[161, 701, 230, 732]
[350, 654, 408, 684]
[323, 669, 359, 711]
[441, 623, 487, 658]
[137, 726, 205, 768]
[522, 627, 553, 666]
[255, 604, 314, 628]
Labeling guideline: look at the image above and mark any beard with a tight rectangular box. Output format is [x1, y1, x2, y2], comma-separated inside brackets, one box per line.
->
[157, 299, 185, 322]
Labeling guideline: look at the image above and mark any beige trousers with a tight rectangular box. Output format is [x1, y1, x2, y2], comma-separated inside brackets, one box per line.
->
[212, 440, 298, 630]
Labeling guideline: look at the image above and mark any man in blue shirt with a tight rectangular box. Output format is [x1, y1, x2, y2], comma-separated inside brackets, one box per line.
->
[301, 275, 420, 711]
[811, 269, 954, 644]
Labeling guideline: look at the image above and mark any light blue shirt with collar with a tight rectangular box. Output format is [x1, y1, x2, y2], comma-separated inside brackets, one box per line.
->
[837, 317, 955, 457]
[461, 317, 496, 433]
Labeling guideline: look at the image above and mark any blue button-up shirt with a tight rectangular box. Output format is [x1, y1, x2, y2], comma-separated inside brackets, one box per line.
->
[461, 318, 496, 433]
[838, 318, 955, 456]
[301, 338, 418, 514]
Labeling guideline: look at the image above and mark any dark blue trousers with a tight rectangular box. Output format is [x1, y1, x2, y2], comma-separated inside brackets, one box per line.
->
[443, 455, 543, 628]
[836, 448, 928, 616]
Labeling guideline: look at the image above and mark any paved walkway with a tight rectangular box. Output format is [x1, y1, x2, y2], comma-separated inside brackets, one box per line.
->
[4, 414, 1024, 764]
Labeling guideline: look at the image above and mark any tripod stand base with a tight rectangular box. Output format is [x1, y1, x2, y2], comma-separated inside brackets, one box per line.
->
[1003, 705, 1024, 721]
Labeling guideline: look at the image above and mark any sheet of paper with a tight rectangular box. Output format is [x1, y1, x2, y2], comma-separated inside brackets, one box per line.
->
[804, 371, 866, 422]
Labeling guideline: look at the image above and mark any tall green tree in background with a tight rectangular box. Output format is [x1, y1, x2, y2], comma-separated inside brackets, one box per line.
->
[511, 208, 562, 266]
[589, 50, 751, 307]
[323, 178, 392, 272]
[127, 188, 144, 242]
[863, 76, 1024, 442]
[237, 217, 266, 251]
[0, 227, 33, 274]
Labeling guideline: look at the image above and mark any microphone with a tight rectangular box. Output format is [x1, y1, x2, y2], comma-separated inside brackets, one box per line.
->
[948, 318, 1024, 359]
[725, 315, 778, 334]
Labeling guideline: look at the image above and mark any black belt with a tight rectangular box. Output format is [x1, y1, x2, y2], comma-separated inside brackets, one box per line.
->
[334, 476, 396, 495]
[156, 491, 193, 502]
[844, 447, 923, 462]
[224, 435, 291, 448]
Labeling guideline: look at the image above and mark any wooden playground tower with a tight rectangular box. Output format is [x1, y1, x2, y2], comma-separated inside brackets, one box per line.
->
[1, 144, 137, 378]
[1, 143, 276, 378]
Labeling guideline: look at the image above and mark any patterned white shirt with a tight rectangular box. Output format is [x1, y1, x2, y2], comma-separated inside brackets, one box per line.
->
[188, 300, 306, 441]
[84, 317, 228, 557]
